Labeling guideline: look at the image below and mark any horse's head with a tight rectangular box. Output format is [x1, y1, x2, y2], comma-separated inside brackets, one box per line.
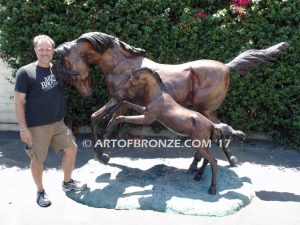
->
[55, 40, 93, 97]
[55, 32, 146, 98]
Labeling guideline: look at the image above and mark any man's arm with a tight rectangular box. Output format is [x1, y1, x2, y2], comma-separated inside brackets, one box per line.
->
[14, 91, 32, 145]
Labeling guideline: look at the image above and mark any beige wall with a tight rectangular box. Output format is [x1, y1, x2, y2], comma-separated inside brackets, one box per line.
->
[0, 58, 18, 131]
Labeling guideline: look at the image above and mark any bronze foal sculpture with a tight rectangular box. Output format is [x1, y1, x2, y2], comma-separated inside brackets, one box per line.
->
[104, 67, 245, 194]
[54, 32, 289, 164]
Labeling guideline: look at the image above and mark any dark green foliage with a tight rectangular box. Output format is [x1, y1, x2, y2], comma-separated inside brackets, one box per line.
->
[0, 0, 299, 147]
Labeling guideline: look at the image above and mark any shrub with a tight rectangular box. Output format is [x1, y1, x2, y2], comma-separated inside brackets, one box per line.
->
[0, 0, 299, 147]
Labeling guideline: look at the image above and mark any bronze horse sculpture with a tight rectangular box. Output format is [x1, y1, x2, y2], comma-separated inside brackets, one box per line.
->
[103, 67, 245, 194]
[54, 32, 289, 164]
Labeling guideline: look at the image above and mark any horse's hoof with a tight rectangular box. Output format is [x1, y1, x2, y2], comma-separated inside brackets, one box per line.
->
[194, 173, 203, 181]
[97, 154, 110, 165]
[229, 156, 238, 167]
[187, 167, 198, 174]
[208, 186, 217, 195]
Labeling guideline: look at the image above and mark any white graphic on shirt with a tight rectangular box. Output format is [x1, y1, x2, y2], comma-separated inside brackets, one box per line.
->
[40, 74, 58, 91]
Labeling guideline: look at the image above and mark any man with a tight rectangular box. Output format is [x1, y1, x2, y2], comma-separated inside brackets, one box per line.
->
[14, 35, 87, 207]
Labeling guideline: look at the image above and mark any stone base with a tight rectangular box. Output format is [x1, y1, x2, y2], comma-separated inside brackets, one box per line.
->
[67, 158, 254, 216]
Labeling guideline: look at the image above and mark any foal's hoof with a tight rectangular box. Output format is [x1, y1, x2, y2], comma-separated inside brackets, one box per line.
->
[208, 186, 217, 195]
[96, 153, 110, 165]
[194, 173, 203, 181]
[229, 156, 238, 167]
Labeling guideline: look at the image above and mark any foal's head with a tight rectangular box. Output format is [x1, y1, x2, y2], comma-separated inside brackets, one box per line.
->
[128, 67, 166, 98]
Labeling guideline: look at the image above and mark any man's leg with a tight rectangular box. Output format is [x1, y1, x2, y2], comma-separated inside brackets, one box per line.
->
[62, 146, 77, 182]
[51, 120, 87, 191]
[31, 158, 51, 207]
[27, 125, 52, 207]
[61, 145, 87, 191]
[30, 159, 44, 191]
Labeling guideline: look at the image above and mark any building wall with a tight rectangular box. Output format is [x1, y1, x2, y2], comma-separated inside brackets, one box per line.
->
[0, 58, 18, 131]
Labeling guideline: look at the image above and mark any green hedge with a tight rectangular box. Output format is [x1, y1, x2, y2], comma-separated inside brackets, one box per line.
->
[0, 0, 299, 147]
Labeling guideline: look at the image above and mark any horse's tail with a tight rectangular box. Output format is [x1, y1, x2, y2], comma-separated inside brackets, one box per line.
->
[226, 42, 289, 75]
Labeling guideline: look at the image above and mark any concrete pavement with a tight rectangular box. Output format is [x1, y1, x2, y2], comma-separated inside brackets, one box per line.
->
[0, 131, 299, 225]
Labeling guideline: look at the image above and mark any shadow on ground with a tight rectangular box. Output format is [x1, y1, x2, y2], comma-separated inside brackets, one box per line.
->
[66, 160, 254, 216]
[256, 191, 300, 202]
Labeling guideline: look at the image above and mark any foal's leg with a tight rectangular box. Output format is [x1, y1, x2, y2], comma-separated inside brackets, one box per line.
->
[213, 123, 245, 167]
[213, 123, 237, 167]
[194, 146, 218, 195]
[191, 119, 218, 194]
[103, 101, 148, 138]
[190, 110, 237, 169]
[104, 115, 152, 139]
[202, 110, 220, 124]
[104, 100, 146, 120]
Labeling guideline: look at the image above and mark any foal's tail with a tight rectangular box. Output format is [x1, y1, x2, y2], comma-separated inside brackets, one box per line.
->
[226, 42, 290, 75]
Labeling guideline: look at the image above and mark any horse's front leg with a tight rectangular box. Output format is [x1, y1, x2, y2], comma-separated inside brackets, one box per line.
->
[91, 98, 119, 140]
[107, 107, 128, 138]
[91, 98, 118, 164]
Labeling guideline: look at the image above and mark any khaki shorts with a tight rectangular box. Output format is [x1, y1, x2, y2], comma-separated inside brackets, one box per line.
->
[26, 120, 77, 162]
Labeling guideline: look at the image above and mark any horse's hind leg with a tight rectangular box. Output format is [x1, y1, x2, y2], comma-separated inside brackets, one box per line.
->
[187, 152, 202, 173]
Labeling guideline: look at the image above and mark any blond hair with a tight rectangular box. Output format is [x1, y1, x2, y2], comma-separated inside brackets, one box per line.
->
[33, 35, 55, 48]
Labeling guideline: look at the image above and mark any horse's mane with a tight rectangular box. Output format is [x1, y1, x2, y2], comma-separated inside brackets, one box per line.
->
[78, 32, 146, 57]
[55, 32, 146, 58]
[133, 67, 167, 92]
[55, 40, 76, 57]
[54, 32, 146, 83]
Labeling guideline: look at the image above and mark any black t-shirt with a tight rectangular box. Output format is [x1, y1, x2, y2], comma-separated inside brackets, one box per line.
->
[15, 62, 66, 127]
